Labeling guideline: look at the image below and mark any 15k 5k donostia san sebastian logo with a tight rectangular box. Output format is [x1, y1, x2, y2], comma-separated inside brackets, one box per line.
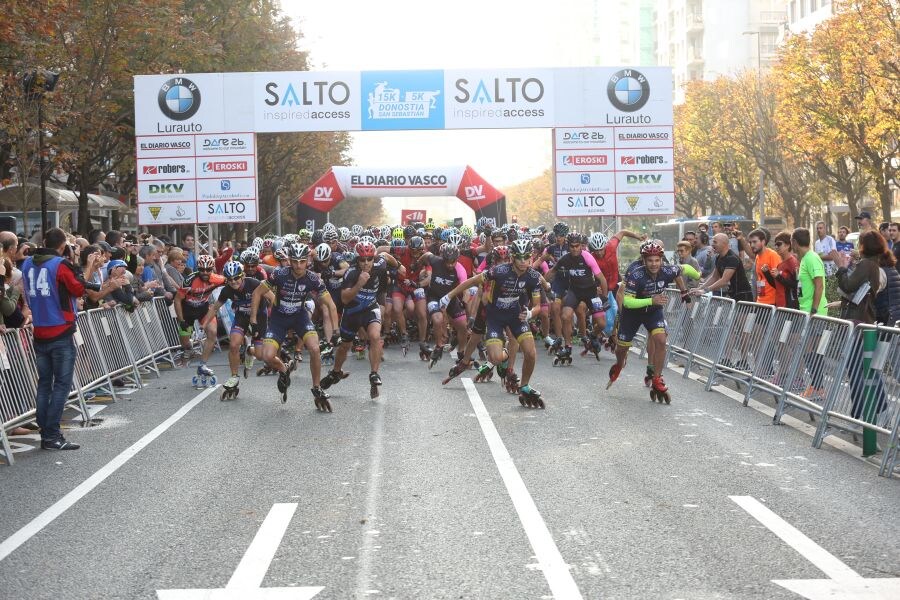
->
[607, 69, 650, 113]
[158, 78, 201, 121]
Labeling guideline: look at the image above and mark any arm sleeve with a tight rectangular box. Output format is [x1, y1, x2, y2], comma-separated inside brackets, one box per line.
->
[455, 262, 468, 283]
[680, 264, 701, 280]
[581, 250, 601, 276]
[475, 258, 488, 274]
[623, 294, 653, 309]
[58, 261, 86, 297]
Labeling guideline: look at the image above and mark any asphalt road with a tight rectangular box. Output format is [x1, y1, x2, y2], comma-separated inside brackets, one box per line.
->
[1, 342, 898, 600]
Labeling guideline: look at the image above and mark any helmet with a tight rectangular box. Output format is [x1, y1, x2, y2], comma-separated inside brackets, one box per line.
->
[511, 239, 533, 257]
[311, 229, 324, 245]
[283, 233, 299, 245]
[566, 232, 582, 246]
[506, 228, 519, 242]
[490, 229, 506, 242]
[351, 224, 364, 236]
[588, 232, 608, 252]
[223, 261, 243, 279]
[359, 235, 377, 246]
[287, 242, 310, 261]
[274, 247, 288, 261]
[323, 222, 336, 232]
[272, 238, 284, 252]
[460, 225, 473, 237]
[315, 242, 332, 263]
[639, 240, 665, 257]
[553, 221, 569, 237]
[440, 243, 460, 262]
[375, 238, 388, 248]
[379, 225, 392, 240]
[446, 232, 463, 247]
[197, 254, 215, 270]
[408, 236, 425, 250]
[263, 233, 277, 240]
[324, 229, 339, 242]
[355, 240, 376, 257]
[239, 249, 259, 265]
[338, 227, 351, 242]
[416, 228, 426, 237]
[404, 225, 417, 238]
[490, 245, 510, 263]
[251, 237, 264, 250]
[297, 228, 311, 241]
[392, 227, 405, 240]
[424, 221, 435, 232]
[391, 238, 406, 248]
[261, 239, 274, 252]
[433, 226, 443, 240]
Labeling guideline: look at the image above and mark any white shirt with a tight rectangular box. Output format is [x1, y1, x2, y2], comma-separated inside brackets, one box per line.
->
[815, 235, 837, 275]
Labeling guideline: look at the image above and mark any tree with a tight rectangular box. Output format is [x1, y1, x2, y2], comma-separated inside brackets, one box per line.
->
[775, 0, 900, 222]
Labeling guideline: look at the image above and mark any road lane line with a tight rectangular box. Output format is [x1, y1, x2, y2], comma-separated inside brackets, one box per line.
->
[226, 503, 298, 589]
[729, 496, 862, 581]
[354, 398, 386, 599]
[463, 379, 584, 600]
[0, 385, 219, 563]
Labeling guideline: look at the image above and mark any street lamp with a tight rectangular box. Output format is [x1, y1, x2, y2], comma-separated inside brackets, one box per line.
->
[22, 69, 60, 241]
[742, 31, 765, 223]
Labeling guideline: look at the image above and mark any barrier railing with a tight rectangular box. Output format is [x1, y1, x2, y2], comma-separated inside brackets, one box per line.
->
[742, 308, 810, 407]
[682, 296, 735, 381]
[1, 299, 184, 466]
[704, 302, 775, 392]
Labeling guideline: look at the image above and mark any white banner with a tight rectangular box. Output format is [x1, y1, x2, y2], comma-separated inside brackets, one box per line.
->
[443, 68, 555, 129]
[332, 166, 462, 197]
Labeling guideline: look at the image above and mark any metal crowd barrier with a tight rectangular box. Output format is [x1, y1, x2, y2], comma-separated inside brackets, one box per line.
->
[2, 299, 185, 466]
[659, 294, 900, 479]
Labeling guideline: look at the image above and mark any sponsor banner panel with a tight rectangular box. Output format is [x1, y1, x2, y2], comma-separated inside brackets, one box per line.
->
[614, 126, 673, 148]
[360, 70, 445, 131]
[614, 170, 674, 193]
[135, 135, 195, 159]
[134, 73, 225, 137]
[577, 67, 674, 126]
[555, 171, 615, 195]
[137, 157, 195, 180]
[614, 147, 674, 171]
[401, 210, 427, 225]
[137, 179, 196, 203]
[554, 149, 614, 172]
[298, 169, 344, 211]
[138, 202, 197, 226]
[334, 166, 458, 196]
[444, 68, 555, 129]
[615, 193, 675, 215]
[554, 126, 614, 149]
[254, 71, 360, 132]
[555, 193, 616, 217]
[197, 177, 256, 201]
[199, 200, 258, 223]
[195, 156, 255, 179]
[195, 133, 254, 156]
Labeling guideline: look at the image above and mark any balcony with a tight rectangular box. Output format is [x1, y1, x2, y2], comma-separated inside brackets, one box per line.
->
[686, 13, 704, 32]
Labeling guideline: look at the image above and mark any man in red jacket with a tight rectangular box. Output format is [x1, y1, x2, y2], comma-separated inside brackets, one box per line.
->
[22, 228, 115, 450]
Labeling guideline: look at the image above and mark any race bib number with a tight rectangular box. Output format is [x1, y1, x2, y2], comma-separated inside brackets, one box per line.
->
[427, 300, 440, 313]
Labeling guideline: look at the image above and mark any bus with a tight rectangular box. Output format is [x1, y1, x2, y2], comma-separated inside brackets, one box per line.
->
[650, 215, 757, 256]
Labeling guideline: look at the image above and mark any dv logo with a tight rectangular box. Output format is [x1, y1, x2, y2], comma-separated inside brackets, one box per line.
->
[314, 186, 333, 200]
[465, 185, 485, 200]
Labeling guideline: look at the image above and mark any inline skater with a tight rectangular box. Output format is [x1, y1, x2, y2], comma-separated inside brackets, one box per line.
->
[205, 261, 266, 400]
[607, 240, 699, 403]
[249, 243, 336, 411]
[535, 222, 570, 352]
[440, 238, 544, 408]
[173, 254, 224, 387]
[320, 240, 398, 399]
[545, 232, 608, 365]
[420, 243, 469, 369]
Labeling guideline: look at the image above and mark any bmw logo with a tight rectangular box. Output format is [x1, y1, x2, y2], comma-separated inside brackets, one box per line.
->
[158, 77, 201, 121]
[607, 69, 650, 113]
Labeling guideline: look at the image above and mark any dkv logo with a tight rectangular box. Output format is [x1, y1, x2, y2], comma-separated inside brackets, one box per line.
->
[465, 184, 486, 201]
[313, 186, 334, 201]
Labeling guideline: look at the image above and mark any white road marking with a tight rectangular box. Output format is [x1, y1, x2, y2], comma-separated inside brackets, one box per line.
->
[0, 385, 219, 563]
[227, 503, 298, 589]
[355, 398, 386, 600]
[729, 496, 861, 581]
[463, 379, 584, 600]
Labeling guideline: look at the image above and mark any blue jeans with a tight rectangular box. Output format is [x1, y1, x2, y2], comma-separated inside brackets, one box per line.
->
[34, 336, 77, 442]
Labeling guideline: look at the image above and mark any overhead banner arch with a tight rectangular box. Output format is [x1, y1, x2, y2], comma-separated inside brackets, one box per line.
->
[297, 166, 507, 228]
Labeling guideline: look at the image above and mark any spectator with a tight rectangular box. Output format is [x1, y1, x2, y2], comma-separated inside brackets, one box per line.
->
[874, 244, 900, 325]
[165, 248, 187, 289]
[22, 227, 115, 451]
[106, 230, 138, 274]
[694, 233, 753, 301]
[698, 222, 709, 235]
[675, 242, 701, 289]
[878, 222, 890, 240]
[814, 221, 838, 277]
[855, 211, 874, 233]
[182, 233, 197, 270]
[748, 228, 780, 305]
[15, 241, 35, 269]
[683, 230, 697, 254]
[693, 231, 715, 278]
[138, 244, 174, 301]
[101, 259, 138, 309]
[834, 230, 882, 323]
[792, 227, 829, 315]
[767, 231, 799, 309]
[0, 256, 21, 332]
[887, 222, 900, 253]
[87, 229, 105, 245]
[835, 226, 853, 263]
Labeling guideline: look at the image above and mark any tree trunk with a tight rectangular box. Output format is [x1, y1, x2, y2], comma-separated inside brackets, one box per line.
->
[19, 185, 30, 237]
[875, 174, 893, 224]
[77, 163, 91, 236]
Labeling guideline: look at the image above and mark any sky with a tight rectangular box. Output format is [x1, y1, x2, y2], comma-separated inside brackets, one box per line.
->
[279, 0, 599, 221]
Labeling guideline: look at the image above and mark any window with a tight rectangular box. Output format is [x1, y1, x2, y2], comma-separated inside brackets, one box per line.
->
[801, 0, 807, 17]
[790, 1, 797, 22]
[810, 0, 817, 12]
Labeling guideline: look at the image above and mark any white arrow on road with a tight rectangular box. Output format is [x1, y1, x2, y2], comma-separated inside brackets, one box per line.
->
[157, 503, 323, 600]
[730, 496, 900, 599]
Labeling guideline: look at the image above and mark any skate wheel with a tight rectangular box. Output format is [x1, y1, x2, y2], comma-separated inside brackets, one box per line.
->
[192, 376, 199, 386]
[537, 398, 545, 409]
[519, 396, 527, 407]
[209, 376, 217, 386]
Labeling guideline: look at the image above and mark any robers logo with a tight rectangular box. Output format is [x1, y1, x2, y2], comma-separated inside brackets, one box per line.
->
[607, 69, 650, 113]
[158, 77, 201, 121]
[148, 206, 162, 220]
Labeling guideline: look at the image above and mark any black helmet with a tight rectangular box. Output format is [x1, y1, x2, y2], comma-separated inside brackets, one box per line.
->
[566, 232, 582, 245]
[440, 243, 460, 262]
[311, 229, 324, 246]
[404, 224, 417, 238]
[553, 221, 569, 237]
[408, 236, 425, 250]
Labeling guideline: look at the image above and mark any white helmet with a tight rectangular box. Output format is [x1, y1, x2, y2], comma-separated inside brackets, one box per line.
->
[315, 242, 332, 263]
[588, 232, 608, 252]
